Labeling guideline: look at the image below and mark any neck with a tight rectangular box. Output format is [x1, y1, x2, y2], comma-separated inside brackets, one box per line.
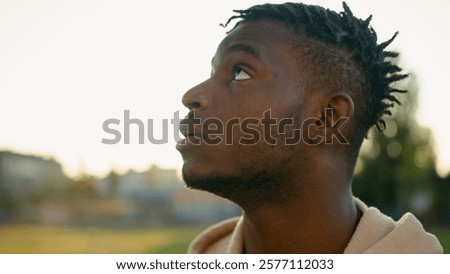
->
[239, 155, 358, 254]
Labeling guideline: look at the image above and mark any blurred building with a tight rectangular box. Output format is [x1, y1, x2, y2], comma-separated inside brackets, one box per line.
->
[0, 151, 69, 222]
[0, 151, 68, 199]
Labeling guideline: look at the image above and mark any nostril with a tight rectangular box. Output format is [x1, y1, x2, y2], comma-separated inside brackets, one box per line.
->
[189, 102, 201, 109]
[182, 98, 202, 111]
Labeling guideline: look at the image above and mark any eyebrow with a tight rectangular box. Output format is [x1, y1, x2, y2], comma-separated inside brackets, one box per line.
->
[224, 43, 262, 61]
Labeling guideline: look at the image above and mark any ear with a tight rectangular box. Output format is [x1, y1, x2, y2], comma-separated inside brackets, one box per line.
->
[322, 93, 354, 145]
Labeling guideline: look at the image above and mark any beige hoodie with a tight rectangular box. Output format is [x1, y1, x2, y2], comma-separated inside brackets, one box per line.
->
[188, 198, 443, 254]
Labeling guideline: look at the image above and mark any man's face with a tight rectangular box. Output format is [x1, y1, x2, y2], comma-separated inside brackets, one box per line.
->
[176, 20, 310, 200]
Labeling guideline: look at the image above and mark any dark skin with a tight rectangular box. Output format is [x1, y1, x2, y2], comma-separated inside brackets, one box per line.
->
[177, 20, 359, 253]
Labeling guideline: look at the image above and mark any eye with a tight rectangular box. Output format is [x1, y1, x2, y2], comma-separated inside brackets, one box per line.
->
[233, 67, 251, 81]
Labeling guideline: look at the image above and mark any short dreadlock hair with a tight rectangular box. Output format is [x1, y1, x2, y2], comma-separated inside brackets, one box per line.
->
[222, 2, 408, 154]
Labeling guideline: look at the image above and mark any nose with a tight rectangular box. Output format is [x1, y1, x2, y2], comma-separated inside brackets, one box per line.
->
[181, 81, 211, 111]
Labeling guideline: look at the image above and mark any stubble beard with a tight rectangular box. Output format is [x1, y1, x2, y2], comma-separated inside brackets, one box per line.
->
[181, 145, 297, 210]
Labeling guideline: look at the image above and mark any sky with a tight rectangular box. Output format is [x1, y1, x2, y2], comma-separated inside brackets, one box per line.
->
[0, 0, 449, 178]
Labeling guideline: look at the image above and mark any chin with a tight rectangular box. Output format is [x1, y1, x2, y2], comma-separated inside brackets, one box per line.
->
[181, 161, 284, 206]
[181, 161, 222, 191]
[180, 158, 240, 198]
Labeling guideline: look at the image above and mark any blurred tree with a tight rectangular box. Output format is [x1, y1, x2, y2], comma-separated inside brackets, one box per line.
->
[352, 72, 440, 222]
[0, 190, 19, 222]
[0, 155, 18, 222]
[106, 170, 120, 198]
[69, 175, 97, 199]
[431, 176, 450, 225]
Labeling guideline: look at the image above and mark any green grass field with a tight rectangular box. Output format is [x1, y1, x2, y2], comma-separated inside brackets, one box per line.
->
[0, 225, 204, 254]
[0, 225, 448, 253]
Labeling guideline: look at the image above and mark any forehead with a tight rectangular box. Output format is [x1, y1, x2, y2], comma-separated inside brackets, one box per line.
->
[214, 20, 299, 62]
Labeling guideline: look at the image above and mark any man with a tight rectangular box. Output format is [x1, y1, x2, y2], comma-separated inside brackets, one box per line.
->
[176, 2, 443, 253]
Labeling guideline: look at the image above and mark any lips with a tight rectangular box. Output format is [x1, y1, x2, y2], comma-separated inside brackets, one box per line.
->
[177, 114, 203, 148]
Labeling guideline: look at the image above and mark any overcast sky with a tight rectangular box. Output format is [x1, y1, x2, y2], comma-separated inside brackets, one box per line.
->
[0, 0, 449, 177]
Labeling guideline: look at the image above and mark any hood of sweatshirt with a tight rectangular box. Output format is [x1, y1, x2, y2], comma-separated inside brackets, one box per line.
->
[188, 198, 443, 254]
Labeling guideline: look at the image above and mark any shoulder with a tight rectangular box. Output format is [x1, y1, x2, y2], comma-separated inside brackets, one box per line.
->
[346, 198, 443, 253]
[366, 212, 443, 254]
[188, 217, 241, 254]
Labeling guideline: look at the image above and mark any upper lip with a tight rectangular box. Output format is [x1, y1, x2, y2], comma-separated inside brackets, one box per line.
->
[179, 113, 202, 138]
